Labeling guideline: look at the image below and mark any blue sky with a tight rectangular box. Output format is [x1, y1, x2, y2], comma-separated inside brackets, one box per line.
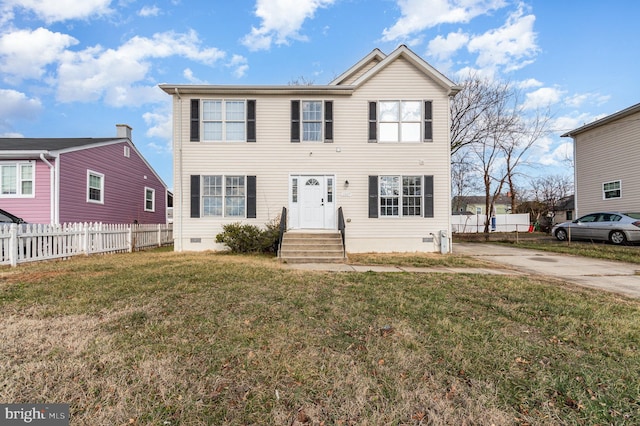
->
[1, 0, 639, 190]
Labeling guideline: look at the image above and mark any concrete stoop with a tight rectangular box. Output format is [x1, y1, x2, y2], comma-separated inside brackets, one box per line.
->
[279, 231, 346, 264]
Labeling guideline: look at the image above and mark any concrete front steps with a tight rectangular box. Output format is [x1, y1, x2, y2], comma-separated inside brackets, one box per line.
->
[279, 231, 346, 263]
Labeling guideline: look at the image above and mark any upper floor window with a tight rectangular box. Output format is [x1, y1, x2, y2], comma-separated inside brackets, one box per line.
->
[603, 180, 621, 199]
[369, 100, 433, 143]
[291, 100, 333, 143]
[144, 187, 155, 212]
[0, 162, 34, 197]
[202, 100, 246, 142]
[87, 170, 104, 204]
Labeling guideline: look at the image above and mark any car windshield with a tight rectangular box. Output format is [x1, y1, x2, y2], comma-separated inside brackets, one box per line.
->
[624, 213, 640, 219]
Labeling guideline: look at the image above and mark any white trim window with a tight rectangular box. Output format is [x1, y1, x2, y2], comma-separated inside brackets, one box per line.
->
[0, 162, 34, 197]
[202, 175, 246, 217]
[87, 170, 104, 204]
[379, 175, 422, 217]
[379, 101, 422, 142]
[202, 100, 246, 142]
[144, 187, 155, 212]
[603, 180, 621, 199]
[302, 101, 323, 141]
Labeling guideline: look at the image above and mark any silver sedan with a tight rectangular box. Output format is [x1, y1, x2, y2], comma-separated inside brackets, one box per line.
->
[552, 212, 640, 245]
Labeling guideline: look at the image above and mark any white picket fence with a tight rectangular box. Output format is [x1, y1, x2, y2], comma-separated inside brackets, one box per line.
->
[452, 213, 531, 233]
[0, 223, 173, 267]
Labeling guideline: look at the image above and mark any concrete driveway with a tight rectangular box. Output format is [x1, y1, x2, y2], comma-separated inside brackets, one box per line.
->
[453, 242, 640, 298]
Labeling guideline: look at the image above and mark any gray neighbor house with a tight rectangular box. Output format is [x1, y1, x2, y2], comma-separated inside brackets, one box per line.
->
[562, 102, 640, 218]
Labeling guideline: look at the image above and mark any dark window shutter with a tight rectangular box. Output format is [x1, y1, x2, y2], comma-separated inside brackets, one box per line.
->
[291, 100, 300, 142]
[424, 101, 433, 141]
[324, 101, 333, 142]
[247, 100, 256, 142]
[368, 175, 378, 218]
[424, 175, 434, 218]
[247, 176, 256, 218]
[247, 176, 257, 219]
[368, 101, 377, 143]
[190, 99, 200, 142]
[190, 175, 200, 218]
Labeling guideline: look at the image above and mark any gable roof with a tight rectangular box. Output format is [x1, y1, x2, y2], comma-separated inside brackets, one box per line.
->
[329, 48, 387, 86]
[159, 45, 461, 98]
[0, 137, 127, 160]
[561, 102, 640, 137]
[332, 45, 462, 96]
[0, 138, 118, 151]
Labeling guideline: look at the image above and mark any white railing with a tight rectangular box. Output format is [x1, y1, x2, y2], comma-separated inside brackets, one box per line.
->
[0, 223, 173, 267]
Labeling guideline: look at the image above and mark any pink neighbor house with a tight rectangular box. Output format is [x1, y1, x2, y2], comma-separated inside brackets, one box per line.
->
[0, 124, 168, 224]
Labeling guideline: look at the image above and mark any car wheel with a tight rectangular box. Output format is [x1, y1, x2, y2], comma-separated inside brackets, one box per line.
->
[609, 230, 627, 245]
[555, 228, 568, 241]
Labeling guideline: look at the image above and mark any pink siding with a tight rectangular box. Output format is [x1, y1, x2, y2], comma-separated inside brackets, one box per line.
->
[0, 159, 52, 224]
[58, 142, 167, 224]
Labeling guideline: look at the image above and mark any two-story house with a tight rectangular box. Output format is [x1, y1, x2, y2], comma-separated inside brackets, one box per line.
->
[160, 45, 460, 255]
[0, 124, 168, 225]
[562, 102, 640, 218]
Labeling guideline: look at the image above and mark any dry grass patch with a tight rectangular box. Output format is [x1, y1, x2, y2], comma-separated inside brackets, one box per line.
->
[347, 252, 498, 268]
[1, 249, 639, 425]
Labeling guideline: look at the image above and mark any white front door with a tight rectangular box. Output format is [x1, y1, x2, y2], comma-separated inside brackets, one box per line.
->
[290, 175, 336, 229]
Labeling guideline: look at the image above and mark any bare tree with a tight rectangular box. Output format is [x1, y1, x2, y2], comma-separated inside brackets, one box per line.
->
[288, 76, 315, 86]
[451, 149, 482, 212]
[451, 75, 553, 232]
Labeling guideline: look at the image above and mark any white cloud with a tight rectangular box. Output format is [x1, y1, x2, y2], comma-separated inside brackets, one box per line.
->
[56, 30, 226, 106]
[427, 30, 470, 62]
[553, 112, 601, 135]
[0, 27, 78, 83]
[4, 0, 113, 23]
[138, 5, 161, 17]
[538, 140, 573, 167]
[227, 54, 249, 78]
[242, 0, 336, 51]
[143, 103, 173, 153]
[518, 78, 543, 89]
[523, 87, 565, 110]
[467, 6, 539, 73]
[0, 88, 42, 133]
[382, 0, 507, 42]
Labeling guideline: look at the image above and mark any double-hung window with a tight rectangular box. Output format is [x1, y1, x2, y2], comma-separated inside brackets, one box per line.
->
[369, 100, 433, 142]
[379, 101, 421, 142]
[0, 162, 34, 197]
[302, 101, 323, 141]
[202, 100, 246, 142]
[603, 180, 621, 199]
[202, 175, 246, 217]
[87, 170, 104, 203]
[291, 100, 333, 142]
[144, 187, 155, 212]
[369, 175, 433, 218]
[379, 176, 423, 217]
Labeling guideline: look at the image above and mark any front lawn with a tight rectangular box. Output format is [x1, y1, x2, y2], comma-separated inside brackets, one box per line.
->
[1, 250, 639, 425]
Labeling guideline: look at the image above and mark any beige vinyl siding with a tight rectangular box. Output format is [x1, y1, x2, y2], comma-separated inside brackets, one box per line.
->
[338, 58, 381, 85]
[172, 56, 453, 252]
[575, 111, 640, 216]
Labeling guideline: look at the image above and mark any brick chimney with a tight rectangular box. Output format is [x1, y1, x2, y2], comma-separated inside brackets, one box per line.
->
[116, 124, 132, 140]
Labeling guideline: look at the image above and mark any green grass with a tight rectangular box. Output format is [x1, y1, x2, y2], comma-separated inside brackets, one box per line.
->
[1, 250, 639, 425]
[496, 239, 640, 264]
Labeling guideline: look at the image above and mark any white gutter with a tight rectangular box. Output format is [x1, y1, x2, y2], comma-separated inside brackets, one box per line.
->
[39, 153, 57, 224]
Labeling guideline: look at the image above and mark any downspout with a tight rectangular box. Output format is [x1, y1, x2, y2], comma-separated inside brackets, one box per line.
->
[175, 88, 183, 251]
[40, 153, 56, 224]
[572, 135, 578, 219]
